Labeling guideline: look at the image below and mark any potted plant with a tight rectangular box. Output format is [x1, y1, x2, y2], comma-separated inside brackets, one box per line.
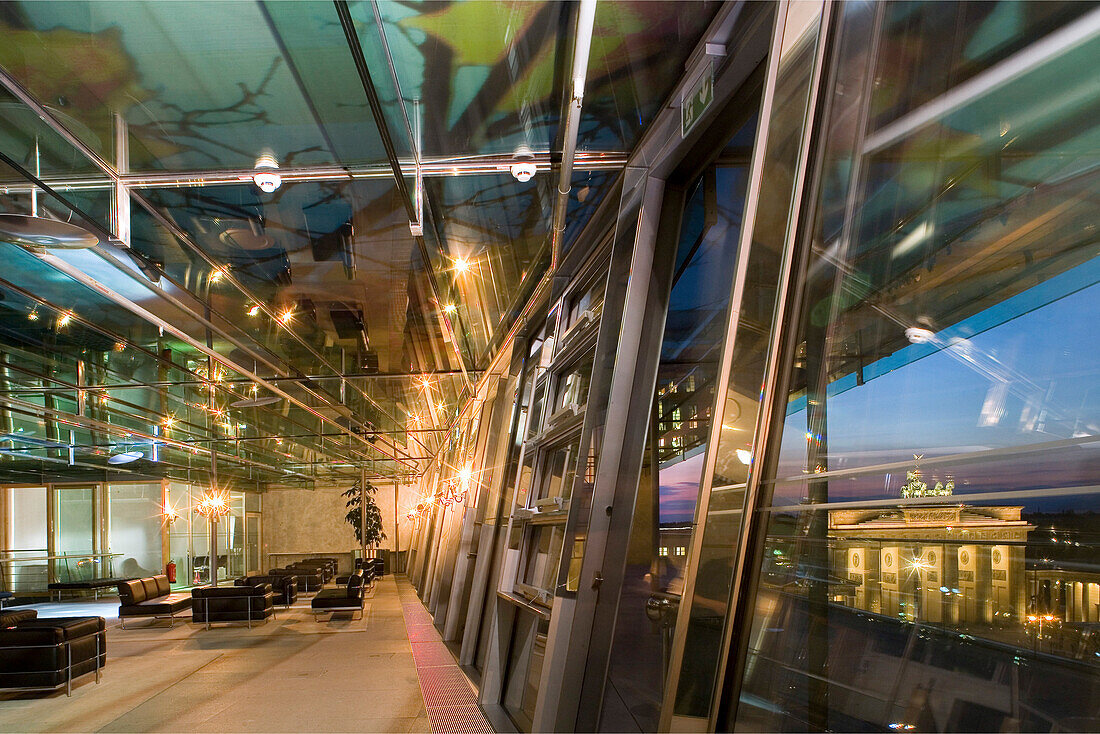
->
[342, 479, 386, 565]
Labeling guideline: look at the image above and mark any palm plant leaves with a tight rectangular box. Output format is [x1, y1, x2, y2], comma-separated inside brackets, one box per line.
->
[342, 479, 387, 547]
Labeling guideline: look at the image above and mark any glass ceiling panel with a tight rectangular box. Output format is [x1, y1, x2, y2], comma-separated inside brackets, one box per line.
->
[134, 178, 463, 384]
[367, 0, 569, 158]
[8, 0, 387, 172]
[579, 1, 721, 151]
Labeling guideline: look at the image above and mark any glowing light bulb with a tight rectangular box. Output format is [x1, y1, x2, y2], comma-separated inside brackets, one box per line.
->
[443, 303, 457, 314]
[278, 309, 294, 324]
[56, 312, 73, 328]
[162, 417, 176, 429]
[453, 257, 470, 274]
[210, 268, 224, 284]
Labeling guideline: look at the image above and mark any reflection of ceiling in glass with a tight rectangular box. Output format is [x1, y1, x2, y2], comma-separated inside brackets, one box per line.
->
[0, 0, 722, 485]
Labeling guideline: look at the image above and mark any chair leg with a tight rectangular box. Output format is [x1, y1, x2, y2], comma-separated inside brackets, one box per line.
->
[66, 642, 72, 697]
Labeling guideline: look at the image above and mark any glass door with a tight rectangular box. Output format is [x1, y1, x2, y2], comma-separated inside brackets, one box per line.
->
[245, 512, 261, 576]
[53, 485, 97, 582]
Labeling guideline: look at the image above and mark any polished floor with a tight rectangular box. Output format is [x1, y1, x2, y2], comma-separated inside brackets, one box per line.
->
[0, 576, 482, 733]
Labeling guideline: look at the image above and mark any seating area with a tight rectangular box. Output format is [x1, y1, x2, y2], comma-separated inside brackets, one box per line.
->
[0, 609, 106, 696]
[0, 575, 439, 733]
[0, 555, 387, 702]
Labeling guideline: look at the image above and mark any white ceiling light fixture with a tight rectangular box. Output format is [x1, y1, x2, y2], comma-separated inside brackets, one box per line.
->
[253, 152, 282, 193]
[510, 145, 536, 182]
[0, 214, 99, 250]
[905, 326, 936, 344]
[108, 450, 145, 465]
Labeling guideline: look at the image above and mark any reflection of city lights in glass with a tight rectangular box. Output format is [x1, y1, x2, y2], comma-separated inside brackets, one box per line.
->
[278, 309, 294, 324]
[735, 448, 752, 465]
[162, 417, 176, 429]
[27, 309, 38, 321]
[56, 311, 73, 328]
[442, 303, 457, 314]
[453, 257, 470, 274]
[247, 305, 260, 317]
[210, 268, 224, 283]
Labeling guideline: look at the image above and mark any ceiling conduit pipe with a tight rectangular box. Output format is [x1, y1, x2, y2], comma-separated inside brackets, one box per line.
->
[550, 0, 597, 272]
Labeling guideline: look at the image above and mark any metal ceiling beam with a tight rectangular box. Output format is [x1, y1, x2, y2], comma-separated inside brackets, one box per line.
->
[0, 152, 628, 193]
[0, 370, 479, 392]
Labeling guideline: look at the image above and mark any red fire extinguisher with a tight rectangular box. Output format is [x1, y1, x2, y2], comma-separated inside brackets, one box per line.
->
[166, 561, 177, 583]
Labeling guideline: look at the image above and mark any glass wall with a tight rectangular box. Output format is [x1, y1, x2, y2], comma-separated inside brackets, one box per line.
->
[727, 2, 1100, 731]
[1, 480, 254, 593]
[109, 483, 163, 579]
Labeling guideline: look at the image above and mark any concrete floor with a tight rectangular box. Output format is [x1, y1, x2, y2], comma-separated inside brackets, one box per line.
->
[0, 576, 435, 733]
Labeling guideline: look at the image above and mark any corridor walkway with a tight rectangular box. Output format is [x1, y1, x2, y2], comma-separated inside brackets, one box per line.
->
[0, 575, 470, 733]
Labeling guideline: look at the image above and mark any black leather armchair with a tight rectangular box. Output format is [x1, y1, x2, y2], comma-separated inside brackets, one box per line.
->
[0, 610, 106, 696]
[311, 574, 366, 620]
[191, 583, 275, 629]
[235, 574, 297, 606]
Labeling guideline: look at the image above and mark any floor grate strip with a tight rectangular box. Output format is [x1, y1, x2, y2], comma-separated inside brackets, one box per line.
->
[397, 577, 493, 734]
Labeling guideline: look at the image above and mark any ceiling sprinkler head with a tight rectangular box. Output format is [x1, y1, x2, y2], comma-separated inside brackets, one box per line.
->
[253, 153, 281, 193]
[510, 144, 536, 182]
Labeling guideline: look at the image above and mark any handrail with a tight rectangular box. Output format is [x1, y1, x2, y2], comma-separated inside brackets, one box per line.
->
[0, 552, 122, 564]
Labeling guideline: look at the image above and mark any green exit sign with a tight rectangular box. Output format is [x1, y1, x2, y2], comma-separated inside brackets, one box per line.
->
[681, 69, 714, 137]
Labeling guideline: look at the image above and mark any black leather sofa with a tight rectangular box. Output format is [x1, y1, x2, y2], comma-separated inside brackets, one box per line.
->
[0, 609, 106, 695]
[191, 583, 275, 629]
[49, 577, 135, 601]
[235, 574, 297, 607]
[288, 558, 337, 581]
[311, 573, 366, 620]
[268, 567, 323, 591]
[117, 575, 191, 628]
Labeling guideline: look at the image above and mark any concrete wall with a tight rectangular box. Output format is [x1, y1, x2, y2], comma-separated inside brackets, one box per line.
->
[262, 482, 421, 572]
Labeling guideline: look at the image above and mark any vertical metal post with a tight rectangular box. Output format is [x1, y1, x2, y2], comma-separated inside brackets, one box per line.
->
[361, 464, 368, 564]
[394, 482, 400, 572]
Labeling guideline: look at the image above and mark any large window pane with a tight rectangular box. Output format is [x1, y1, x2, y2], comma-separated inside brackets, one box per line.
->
[731, 3, 1100, 731]
[599, 113, 758, 731]
[673, 2, 827, 719]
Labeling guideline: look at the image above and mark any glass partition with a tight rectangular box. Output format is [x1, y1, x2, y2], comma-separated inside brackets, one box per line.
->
[109, 483, 163, 579]
[5, 486, 47, 592]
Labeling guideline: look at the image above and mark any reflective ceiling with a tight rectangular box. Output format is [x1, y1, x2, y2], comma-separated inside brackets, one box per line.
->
[0, 0, 718, 487]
